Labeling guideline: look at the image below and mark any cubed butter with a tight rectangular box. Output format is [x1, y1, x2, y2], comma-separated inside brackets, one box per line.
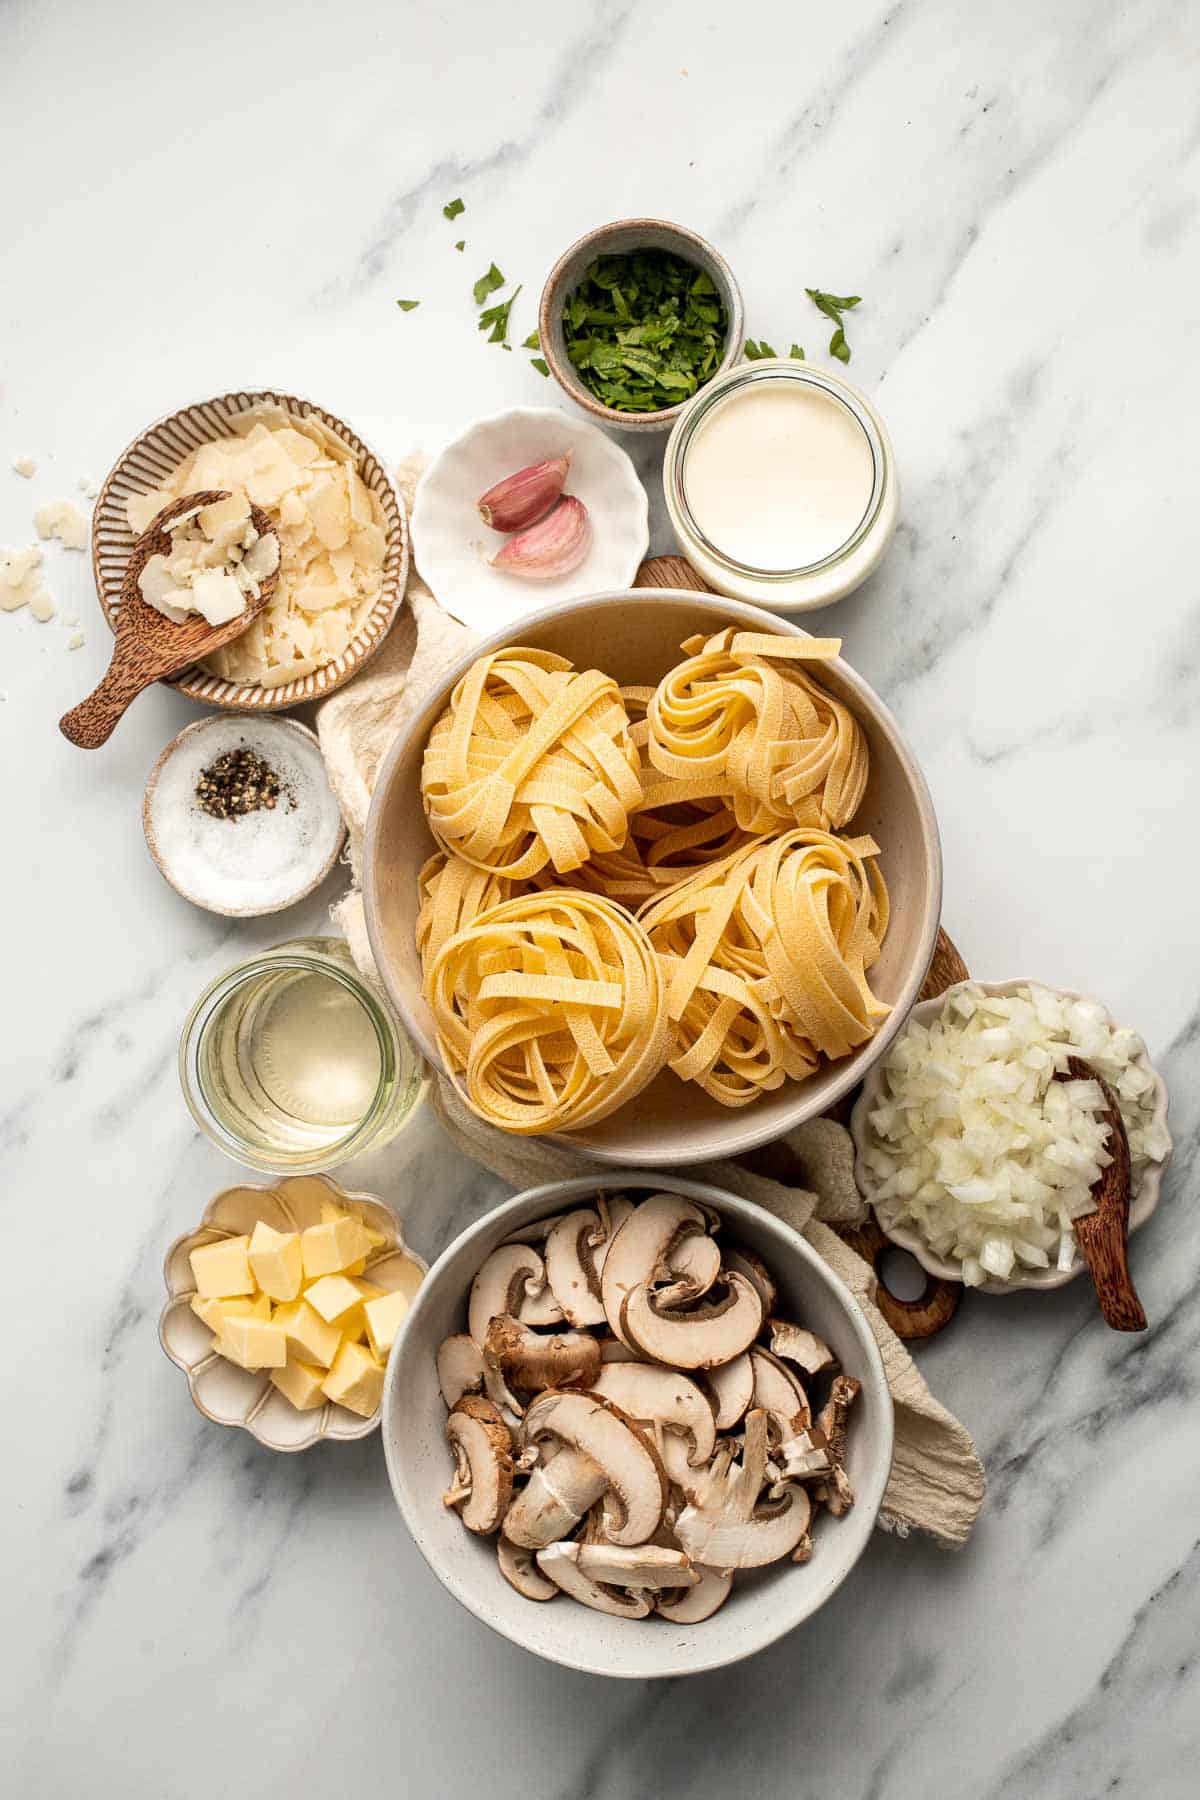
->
[363, 1290, 410, 1360]
[189, 1235, 253, 1298]
[272, 1298, 342, 1368]
[248, 1220, 302, 1302]
[269, 1359, 326, 1412]
[218, 1316, 287, 1370]
[321, 1340, 385, 1418]
[191, 1292, 270, 1329]
[304, 1273, 367, 1328]
[300, 1214, 372, 1279]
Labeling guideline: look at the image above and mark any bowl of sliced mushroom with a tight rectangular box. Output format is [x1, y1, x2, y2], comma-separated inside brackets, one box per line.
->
[382, 1174, 893, 1678]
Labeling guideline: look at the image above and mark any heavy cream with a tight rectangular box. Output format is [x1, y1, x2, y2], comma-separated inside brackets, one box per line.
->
[682, 379, 875, 571]
[664, 362, 899, 611]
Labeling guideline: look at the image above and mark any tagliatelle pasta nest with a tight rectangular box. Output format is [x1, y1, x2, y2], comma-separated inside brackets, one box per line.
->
[646, 628, 868, 833]
[421, 648, 643, 880]
[416, 852, 516, 971]
[639, 829, 891, 1108]
[423, 888, 671, 1134]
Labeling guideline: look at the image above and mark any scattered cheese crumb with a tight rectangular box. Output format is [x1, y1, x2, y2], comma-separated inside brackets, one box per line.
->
[78, 475, 99, 499]
[12, 455, 37, 479]
[67, 631, 86, 650]
[34, 499, 89, 552]
[63, 612, 78, 626]
[1, 543, 54, 620]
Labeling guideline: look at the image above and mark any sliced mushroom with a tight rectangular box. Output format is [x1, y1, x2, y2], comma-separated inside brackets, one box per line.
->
[749, 1346, 811, 1430]
[815, 1375, 860, 1516]
[502, 1445, 609, 1549]
[535, 1541, 698, 1616]
[468, 1243, 564, 1345]
[598, 1334, 642, 1363]
[600, 1194, 716, 1345]
[543, 1208, 608, 1327]
[656, 1233, 722, 1308]
[497, 1534, 558, 1601]
[703, 1351, 754, 1430]
[674, 1409, 814, 1570]
[774, 1424, 832, 1483]
[591, 1361, 717, 1468]
[520, 1389, 667, 1547]
[500, 1211, 572, 1246]
[656, 1566, 734, 1623]
[768, 1318, 837, 1377]
[722, 1246, 777, 1317]
[594, 1193, 635, 1263]
[443, 1396, 514, 1536]
[436, 1333, 485, 1409]
[620, 1272, 763, 1371]
[483, 1314, 601, 1394]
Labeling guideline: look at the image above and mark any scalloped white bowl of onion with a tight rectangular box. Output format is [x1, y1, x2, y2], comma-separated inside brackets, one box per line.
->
[850, 980, 1171, 1296]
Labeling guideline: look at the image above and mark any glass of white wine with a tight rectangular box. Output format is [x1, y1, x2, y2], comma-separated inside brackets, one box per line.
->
[180, 937, 425, 1172]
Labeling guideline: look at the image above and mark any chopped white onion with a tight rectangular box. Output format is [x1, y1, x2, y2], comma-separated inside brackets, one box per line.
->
[864, 983, 1164, 1286]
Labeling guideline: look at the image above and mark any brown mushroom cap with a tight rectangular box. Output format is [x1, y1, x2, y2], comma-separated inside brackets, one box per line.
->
[444, 1396, 514, 1535]
[656, 1565, 733, 1623]
[619, 1272, 764, 1371]
[497, 1534, 559, 1601]
[600, 1194, 715, 1345]
[483, 1314, 602, 1394]
[468, 1242, 563, 1346]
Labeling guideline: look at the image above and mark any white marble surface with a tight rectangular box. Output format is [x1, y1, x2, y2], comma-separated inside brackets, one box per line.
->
[3, 0, 1199, 1792]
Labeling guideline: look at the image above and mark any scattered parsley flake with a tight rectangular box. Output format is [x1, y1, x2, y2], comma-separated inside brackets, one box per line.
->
[454, 240, 465, 252]
[805, 288, 861, 363]
[443, 197, 465, 220]
[473, 263, 505, 305]
[743, 339, 777, 360]
[522, 330, 540, 350]
[789, 344, 805, 360]
[530, 357, 550, 378]
[561, 249, 728, 413]
[478, 283, 522, 344]
[395, 299, 420, 312]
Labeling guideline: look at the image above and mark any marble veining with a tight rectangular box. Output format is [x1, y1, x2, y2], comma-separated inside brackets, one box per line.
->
[2, 0, 1199, 1794]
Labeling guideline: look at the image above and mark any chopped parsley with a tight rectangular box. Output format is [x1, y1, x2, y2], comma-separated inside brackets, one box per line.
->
[522, 330, 540, 350]
[479, 284, 521, 344]
[789, 344, 805, 360]
[443, 197, 465, 220]
[395, 299, 420, 312]
[473, 263, 505, 306]
[806, 288, 861, 363]
[454, 239, 465, 252]
[743, 338, 777, 360]
[530, 357, 550, 378]
[561, 249, 728, 413]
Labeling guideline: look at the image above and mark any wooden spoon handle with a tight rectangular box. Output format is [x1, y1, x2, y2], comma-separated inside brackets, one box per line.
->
[59, 653, 157, 748]
[1074, 1217, 1148, 1332]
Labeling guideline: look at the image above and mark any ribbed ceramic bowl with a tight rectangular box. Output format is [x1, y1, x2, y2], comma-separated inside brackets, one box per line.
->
[382, 1173, 894, 1679]
[363, 589, 942, 1166]
[93, 388, 409, 711]
[538, 219, 745, 434]
[159, 1174, 426, 1451]
[850, 979, 1172, 1295]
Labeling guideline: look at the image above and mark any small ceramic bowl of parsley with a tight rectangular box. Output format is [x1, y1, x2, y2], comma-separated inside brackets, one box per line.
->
[538, 218, 745, 434]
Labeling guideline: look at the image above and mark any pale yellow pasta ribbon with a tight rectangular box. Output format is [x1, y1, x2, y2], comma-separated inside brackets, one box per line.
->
[424, 888, 670, 1135]
[646, 628, 868, 834]
[639, 828, 890, 1108]
[421, 648, 643, 880]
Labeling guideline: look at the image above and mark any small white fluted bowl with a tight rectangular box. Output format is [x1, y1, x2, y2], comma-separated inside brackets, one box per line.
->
[850, 979, 1172, 1296]
[159, 1173, 426, 1450]
[410, 405, 648, 633]
[382, 1172, 894, 1680]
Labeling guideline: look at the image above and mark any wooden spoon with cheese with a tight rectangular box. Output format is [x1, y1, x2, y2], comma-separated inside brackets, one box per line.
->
[59, 490, 278, 749]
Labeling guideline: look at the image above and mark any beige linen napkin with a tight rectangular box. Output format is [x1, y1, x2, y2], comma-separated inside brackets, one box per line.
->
[316, 458, 986, 1548]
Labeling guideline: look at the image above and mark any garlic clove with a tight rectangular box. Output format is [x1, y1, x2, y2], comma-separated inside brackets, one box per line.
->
[490, 495, 590, 580]
[478, 454, 571, 533]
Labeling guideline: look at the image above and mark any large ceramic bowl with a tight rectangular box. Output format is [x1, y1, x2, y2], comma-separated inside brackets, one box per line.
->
[382, 1173, 894, 1679]
[363, 589, 942, 1166]
[850, 979, 1172, 1295]
[159, 1173, 426, 1450]
[93, 387, 408, 711]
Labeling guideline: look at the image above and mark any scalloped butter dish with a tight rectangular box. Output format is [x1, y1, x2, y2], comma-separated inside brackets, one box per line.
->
[143, 716, 345, 918]
[159, 1174, 426, 1451]
[410, 406, 649, 633]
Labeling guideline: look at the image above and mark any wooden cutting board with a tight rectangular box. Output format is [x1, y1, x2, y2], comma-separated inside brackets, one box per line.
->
[636, 555, 967, 1337]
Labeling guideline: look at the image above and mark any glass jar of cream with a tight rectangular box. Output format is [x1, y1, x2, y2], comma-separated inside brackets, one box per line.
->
[663, 359, 898, 610]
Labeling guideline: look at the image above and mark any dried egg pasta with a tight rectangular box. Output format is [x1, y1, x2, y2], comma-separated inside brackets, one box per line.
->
[416, 851, 515, 971]
[639, 828, 890, 1108]
[421, 648, 642, 880]
[646, 628, 867, 834]
[424, 889, 670, 1135]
